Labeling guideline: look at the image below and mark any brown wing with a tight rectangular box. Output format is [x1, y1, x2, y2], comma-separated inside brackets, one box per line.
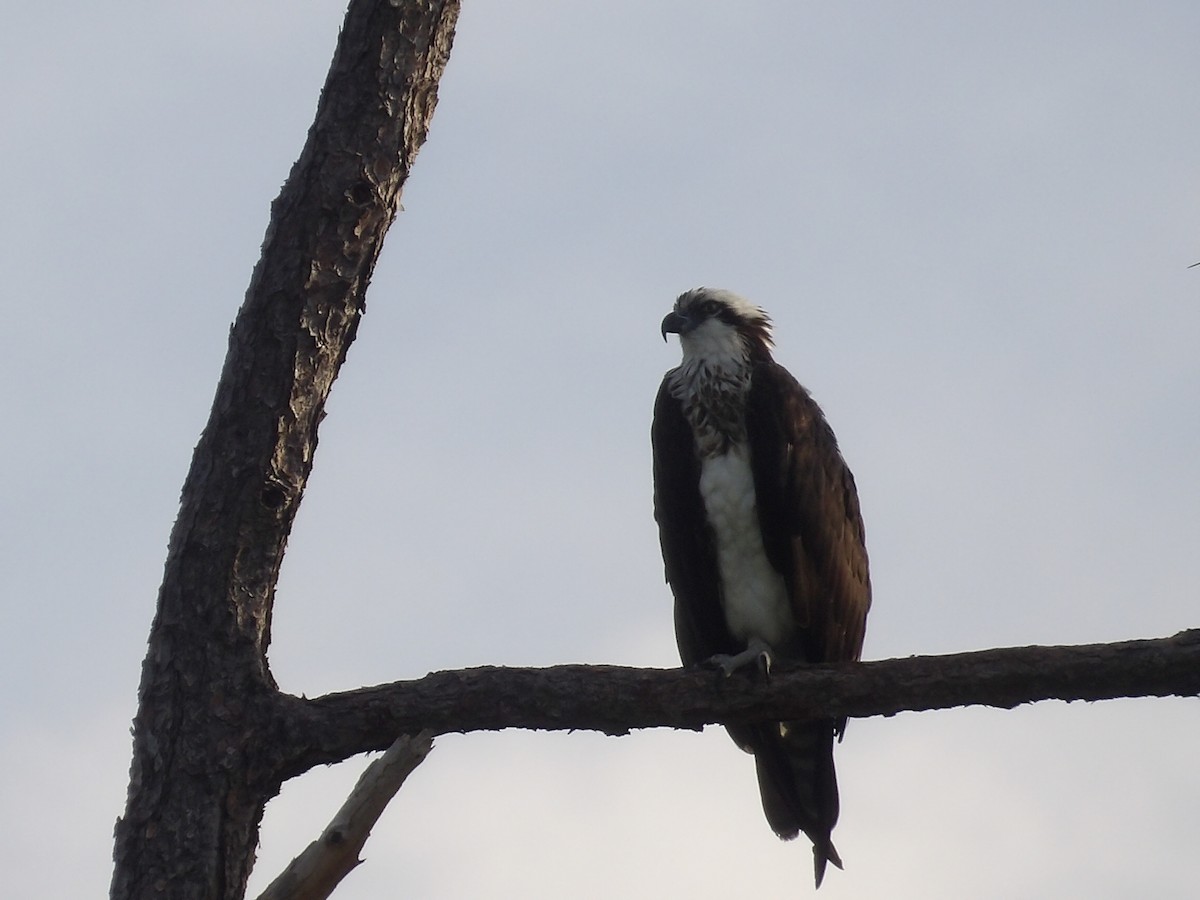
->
[651, 376, 739, 666]
[745, 361, 871, 667]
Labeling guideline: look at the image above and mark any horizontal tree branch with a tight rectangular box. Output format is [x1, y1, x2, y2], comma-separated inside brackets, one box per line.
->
[271, 628, 1200, 776]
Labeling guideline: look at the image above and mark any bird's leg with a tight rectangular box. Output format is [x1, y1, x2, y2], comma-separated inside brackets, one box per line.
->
[707, 637, 774, 680]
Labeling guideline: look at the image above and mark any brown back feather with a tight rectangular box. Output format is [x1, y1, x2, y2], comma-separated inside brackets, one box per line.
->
[745, 361, 871, 667]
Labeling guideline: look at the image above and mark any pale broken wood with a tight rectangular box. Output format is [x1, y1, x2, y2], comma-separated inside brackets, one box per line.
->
[256, 731, 435, 900]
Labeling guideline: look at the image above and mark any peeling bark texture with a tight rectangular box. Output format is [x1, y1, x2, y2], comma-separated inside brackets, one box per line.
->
[112, 0, 1199, 897]
[269, 629, 1200, 775]
[110, 3, 460, 899]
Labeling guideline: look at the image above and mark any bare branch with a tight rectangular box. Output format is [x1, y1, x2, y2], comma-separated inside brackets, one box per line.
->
[255, 732, 434, 900]
[109, 0, 1197, 894]
[273, 629, 1200, 771]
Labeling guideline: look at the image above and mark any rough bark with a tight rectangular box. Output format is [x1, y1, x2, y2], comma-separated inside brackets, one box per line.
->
[112, 1, 1199, 898]
[265, 629, 1200, 775]
[110, 3, 460, 899]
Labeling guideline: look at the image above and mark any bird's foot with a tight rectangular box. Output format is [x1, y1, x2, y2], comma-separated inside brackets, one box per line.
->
[706, 639, 774, 681]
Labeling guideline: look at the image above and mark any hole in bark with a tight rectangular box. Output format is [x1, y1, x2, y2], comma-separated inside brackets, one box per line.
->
[347, 181, 373, 205]
[260, 485, 287, 510]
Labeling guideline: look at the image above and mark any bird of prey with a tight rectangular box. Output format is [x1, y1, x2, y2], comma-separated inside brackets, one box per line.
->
[651, 287, 871, 888]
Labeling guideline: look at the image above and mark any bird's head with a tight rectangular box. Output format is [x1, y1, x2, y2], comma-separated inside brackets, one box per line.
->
[661, 287, 774, 364]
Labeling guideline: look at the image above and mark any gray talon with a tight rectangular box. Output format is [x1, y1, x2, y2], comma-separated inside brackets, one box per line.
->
[707, 639, 774, 680]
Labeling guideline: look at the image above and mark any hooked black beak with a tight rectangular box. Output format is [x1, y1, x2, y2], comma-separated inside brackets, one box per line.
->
[660, 310, 687, 341]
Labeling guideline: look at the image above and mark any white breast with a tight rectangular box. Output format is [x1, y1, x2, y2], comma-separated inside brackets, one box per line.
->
[698, 443, 794, 649]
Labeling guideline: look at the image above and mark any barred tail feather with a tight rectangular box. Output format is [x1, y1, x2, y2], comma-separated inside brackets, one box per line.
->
[752, 719, 842, 888]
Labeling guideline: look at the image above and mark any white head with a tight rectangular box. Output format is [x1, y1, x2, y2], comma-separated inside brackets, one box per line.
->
[661, 287, 774, 366]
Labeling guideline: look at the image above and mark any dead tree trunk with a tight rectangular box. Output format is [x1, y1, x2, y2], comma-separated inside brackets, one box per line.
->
[111, 3, 1199, 898]
[110, 3, 460, 898]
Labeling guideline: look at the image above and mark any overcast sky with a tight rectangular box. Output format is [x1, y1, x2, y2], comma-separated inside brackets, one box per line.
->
[3, 2, 1199, 897]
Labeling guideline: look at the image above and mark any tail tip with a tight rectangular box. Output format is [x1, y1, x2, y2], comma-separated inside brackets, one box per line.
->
[813, 840, 843, 889]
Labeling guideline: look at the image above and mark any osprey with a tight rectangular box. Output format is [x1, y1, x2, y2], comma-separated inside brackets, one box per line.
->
[651, 288, 870, 888]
